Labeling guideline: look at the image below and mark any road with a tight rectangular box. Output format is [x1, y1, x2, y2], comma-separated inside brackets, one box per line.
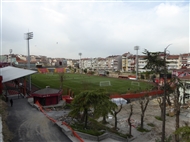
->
[7, 96, 72, 142]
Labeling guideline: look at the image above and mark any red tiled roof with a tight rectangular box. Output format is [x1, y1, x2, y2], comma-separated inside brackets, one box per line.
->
[138, 55, 146, 59]
[167, 55, 179, 59]
[180, 53, 189, 57]
[179, 75, 190, 80]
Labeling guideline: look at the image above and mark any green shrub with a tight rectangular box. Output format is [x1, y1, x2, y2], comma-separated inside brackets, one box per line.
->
[155, 135, 172, 142]
[155, 116, 162, 121]
[0, 95, 6, 101]
[147, 123, 155, 127]
[137, 127, 150, 132]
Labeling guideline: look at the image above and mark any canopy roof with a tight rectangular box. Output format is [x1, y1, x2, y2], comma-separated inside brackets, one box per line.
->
[0, 66, 37, 83]
[32, 88, 63, 97]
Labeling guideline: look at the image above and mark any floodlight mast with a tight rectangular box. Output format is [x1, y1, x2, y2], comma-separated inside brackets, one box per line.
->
[25, 32, 33, 93]
[134, 46, 139, 80]
[79, 53, 82, 73]
[9, 49, 12, 66]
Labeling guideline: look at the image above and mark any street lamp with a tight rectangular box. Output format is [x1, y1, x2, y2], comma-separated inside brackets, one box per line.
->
[134, 46, 139, 80]
[79, 53, 82, 73]
[25, 31, 33, 93]
[9, 49, 12, 66]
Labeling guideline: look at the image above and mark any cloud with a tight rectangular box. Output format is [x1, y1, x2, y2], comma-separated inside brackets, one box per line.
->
[1, 1, 189, 58]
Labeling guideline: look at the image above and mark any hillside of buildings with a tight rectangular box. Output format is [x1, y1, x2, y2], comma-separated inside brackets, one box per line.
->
[1, 52, 190, 72]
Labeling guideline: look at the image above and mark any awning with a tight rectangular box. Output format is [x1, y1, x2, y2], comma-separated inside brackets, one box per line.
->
[111, 98, 128, 106]
[0, 66, 37, 83]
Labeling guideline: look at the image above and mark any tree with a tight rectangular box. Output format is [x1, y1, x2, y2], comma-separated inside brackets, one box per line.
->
[151, 74, 156, 82]
[143, 49, 166, 90]
[181, 82, 187, 105]
[140, 74, 145, 79]
[113, 104, 123, 130]
[157, 97, 164, 120]
[143, 47, 171, 142]
[58, 72, 65, 89]
[93, 89, 117, 124]
[139, 95, 150, 129]
[127, 104, 133, 137]
[69, 90, 95, 128]
[143, 49, 166, 73]
[69, 89, 116, 129]
[171, 76, 183, 142]
[83, 68, 87, 74]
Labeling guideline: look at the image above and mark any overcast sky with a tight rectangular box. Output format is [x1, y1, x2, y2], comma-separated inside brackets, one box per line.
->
[0, 0, 189, 59]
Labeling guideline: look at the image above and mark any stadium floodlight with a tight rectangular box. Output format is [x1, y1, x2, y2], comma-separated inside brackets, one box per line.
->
[24, 31, 33, 93]
[9, 49, 12, 66]
[134, 46, 139, 80]
[79, 53, 82, 73]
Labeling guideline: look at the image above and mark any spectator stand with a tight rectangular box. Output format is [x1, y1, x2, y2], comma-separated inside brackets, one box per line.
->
[37, 68, 49, 74]
[54, 68, 65, 73]
[0, 66, 37, 99]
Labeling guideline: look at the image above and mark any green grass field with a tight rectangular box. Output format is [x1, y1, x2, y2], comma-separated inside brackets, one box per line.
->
[31, 73, 154, 95]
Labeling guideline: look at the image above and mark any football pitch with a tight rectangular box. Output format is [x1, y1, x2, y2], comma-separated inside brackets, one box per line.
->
[31, 73, 153, 95]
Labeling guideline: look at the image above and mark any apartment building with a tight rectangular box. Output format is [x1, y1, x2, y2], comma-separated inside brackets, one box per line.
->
[187, 55, 190, 68]
[121, 52, 131, 72]
[90, 58, 105, 70]
[83, 58, 93, 69]
[179, 53, 189, 68]
[138, 55, 148, 72]
[67, 59, 74, 67]
[127, 55, 135, 72]
[173, 69, 190, 103]
[105, 55, 122, 71]
[166, 55, 180, 70]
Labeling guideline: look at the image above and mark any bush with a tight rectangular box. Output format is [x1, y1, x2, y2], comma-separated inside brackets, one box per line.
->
[137, 127, 150, 132]
[147, 123, 155, 127]
[84, 68, 87, 74]
[155, 116, 162, 121]
[0, 95, 6, 101]
[141, 74, 145, 79]
[87, 71, 95, 75]
[106, 71, 109, 75]
[155, 135, 172, 142]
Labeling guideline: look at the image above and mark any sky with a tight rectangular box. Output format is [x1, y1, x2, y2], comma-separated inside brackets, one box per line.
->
[0, 0, 189, 59]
